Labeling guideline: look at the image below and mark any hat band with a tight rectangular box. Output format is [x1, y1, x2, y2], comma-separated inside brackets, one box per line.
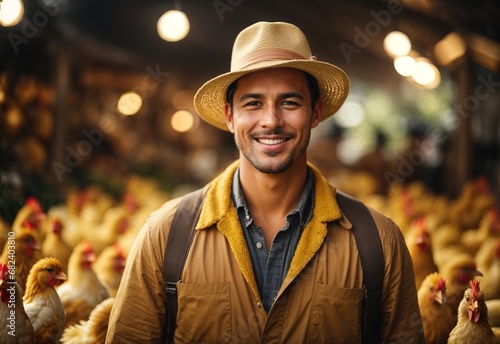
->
[232, 48, 311, 71]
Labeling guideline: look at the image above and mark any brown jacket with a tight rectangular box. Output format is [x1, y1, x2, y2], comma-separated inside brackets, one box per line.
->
[106, 161, 424, 343]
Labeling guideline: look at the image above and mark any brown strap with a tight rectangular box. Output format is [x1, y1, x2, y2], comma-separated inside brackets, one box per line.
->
[163, 188, 204, 343]
[336, 190, 384, 344]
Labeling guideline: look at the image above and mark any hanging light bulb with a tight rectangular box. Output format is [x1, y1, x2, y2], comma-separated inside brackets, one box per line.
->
[157, 8, 190, 42]
[0, 0, 24, 27]
[383, 31, 412, 57]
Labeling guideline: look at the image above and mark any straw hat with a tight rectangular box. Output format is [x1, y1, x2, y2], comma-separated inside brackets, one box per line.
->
[194, 21, 350, 131]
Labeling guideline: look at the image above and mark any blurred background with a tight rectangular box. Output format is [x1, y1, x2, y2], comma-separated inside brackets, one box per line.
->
[0, 0, 499, 221]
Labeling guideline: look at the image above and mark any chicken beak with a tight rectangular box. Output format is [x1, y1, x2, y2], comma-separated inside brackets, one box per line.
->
[473, 269, 484, 277]
[468, 301, 481, 323]
[32, 242, 41, 251]
[434, 290, 445, 305]
[56, 271, 67, 281]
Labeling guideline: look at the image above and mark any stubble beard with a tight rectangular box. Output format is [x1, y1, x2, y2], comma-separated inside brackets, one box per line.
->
[235, 134, 304, 174]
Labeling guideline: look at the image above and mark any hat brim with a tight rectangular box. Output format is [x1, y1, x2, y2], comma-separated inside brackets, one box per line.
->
[194, 59, 350, 131]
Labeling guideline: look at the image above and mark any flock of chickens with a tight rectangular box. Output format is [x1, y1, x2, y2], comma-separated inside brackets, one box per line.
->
[0, 172, 499, 343]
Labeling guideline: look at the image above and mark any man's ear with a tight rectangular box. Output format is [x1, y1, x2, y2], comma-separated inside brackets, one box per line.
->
[225, 103, 235, 133]
[311, 99, 324, 129]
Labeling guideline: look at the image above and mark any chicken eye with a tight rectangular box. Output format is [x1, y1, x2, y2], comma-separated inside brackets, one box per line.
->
[46, 268, 54, 273]
[466, 297, 469, 302]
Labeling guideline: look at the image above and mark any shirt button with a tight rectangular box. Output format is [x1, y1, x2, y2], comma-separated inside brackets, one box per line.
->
[257, 302, 262, 309]
[256, 242, 263, 249]
[246, 214, 250, 220]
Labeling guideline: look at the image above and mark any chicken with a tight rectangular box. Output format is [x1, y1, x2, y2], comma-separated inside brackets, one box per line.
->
[60, 297, 115, 344]
[42, 216, 73, 273]
[476, 238, 500, 300]
[406, 216, 439, 289]
[0, 228, 42, 293]
[441, 253, 484, 321]
[82, 207, 130, 255]
[93, 243, 126, 297]
[23, 257, 67, 344]
[461, 208, 500, 255]
[12, 197, 47, 241]
[0, 263, 36, 344]
[56, 241, 110, 328]
[447, 177, 495, 231]
[418, 272, 455, 344]
[447, 280, 500, 343]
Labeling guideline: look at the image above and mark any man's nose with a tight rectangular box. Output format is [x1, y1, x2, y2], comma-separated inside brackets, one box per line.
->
[259, 105, 284, 129]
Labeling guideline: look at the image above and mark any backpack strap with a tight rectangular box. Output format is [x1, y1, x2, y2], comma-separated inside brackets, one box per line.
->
[336, 190, 384, 344]
[163, 188, 204, 343]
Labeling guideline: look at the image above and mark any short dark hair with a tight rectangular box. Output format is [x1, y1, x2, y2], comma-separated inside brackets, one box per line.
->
[226, 70, 321, 110]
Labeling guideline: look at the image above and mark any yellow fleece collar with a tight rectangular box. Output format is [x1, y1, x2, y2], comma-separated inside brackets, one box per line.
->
[196, 160, 343, 299]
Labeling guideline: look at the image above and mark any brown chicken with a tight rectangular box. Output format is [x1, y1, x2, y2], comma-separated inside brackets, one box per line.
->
[461, 207, 500, 256]
[60, 297, 115, 344]
[447, 280, 500, 343]
[93, 243, 126, 297]
[476, 239, 500, 301]
[418, 272, 455, 344]
[42, 216, 73, 273]
[23, 257, 67, 344]
[84, 207, 130, 255]
[0, 228, 42, 293]
[0, 263, 36, 344]
[441, 253, 484, 322]
[12, 197, 47, 240]
[56, 241, 110, 328]
[407, 216, 439, 289]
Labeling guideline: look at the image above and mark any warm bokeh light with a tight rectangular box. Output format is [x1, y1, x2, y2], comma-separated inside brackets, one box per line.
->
[157, 10, 190, 42]
[434, 32, 467, 66]
[117, 91, 142, 115]
[0, 89, 5, 103]
[335, 100, 365, 128]
[171, 110, 194, 132]
[411, 58, 440, 87]
[0, 0, 24, 27]
[337, 138, 364, 165]
[394, 56, 416, 77]
[383, 31, 412, 57]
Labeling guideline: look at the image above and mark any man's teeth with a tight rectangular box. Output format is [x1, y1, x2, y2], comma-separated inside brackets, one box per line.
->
[259, 138, 286, 145]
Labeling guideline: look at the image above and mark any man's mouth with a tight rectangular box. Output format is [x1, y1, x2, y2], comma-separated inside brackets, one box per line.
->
[257, 138, 287, 145]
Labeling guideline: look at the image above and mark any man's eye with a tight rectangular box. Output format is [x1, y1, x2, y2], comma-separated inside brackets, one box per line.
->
[244, 101, 261, 107]
[282, 100, 299, 106]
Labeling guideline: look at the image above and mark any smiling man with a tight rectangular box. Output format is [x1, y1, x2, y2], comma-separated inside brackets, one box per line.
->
[107, 21, 424, 343]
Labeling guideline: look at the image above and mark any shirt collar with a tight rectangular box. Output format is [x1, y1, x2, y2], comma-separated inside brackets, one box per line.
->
[232, 167, 315, 227]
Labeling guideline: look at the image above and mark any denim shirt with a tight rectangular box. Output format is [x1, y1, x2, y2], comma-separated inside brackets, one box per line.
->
[232, 167, 314, 312]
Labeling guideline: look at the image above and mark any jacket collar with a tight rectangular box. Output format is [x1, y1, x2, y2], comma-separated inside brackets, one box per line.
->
[196, 160, 344, 299]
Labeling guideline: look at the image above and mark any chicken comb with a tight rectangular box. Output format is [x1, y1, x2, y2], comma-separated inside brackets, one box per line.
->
[23, 219, 36, 231]
[83, 241, 94, 253]
[401, 190, 414, 216]
[470, 279, 480, 300]
[0, 264, 8, 280]
[114, 242, 125, 257]
[437, 277, 446, 292]
[411, 216, 426, 230]
[26, 196, 42, 213]
[490, 208, 500, 233]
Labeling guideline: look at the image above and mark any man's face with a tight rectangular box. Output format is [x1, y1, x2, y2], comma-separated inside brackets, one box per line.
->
[225, 68, 323, 174]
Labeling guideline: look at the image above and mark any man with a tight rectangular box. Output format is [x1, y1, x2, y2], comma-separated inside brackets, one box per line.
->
[106, 21, 424, 343]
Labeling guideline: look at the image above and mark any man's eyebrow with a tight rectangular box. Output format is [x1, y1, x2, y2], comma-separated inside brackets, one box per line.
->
[238, 93, 262, 102]
[281, 92, 305, 100]
[238, 92, 305, 102]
